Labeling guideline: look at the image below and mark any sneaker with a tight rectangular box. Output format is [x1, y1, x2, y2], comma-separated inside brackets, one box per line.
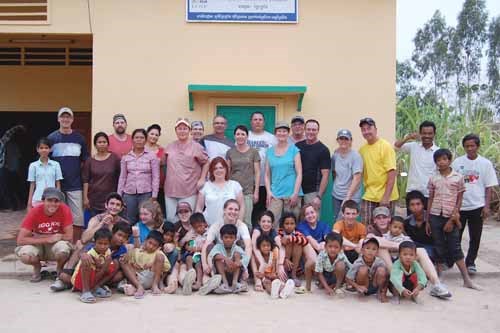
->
[50, 278, 69, 292]
[279, 279, 295, 299]
[182, 269, 197, 296]
[467, 265, 477, 275]
[198, 275, 222, 296]
[430, 283, 452, 299]
[271, 279, 281, 299]
[214, 284, 232, 294]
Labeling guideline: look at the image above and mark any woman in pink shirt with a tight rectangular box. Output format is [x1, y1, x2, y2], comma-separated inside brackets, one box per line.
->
[165, 118, 209, 222]
[117, 128, 160, 224]
[145, 124, 166, 214]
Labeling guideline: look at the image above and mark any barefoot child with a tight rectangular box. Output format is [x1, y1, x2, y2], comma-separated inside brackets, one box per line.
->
[161, 221, 179, 293]
[27, 137, 63, 209]
[346, 237, 389, 302]
[390, 241, 427, 303]
[314, 232, 351, 297]
[427, 149, 479, 290]
[255, 234, 295, 299]
[179, 213, 208, 295]
[333, 200, 366, 263]
[71, 228, 115, 303]
[125, 230, 171, 296]
[207, 224, 249, 294]
[130, 200, 164, 247]
[251, 211, 280, 291]
[277, 212, 309, 288]
[383, 216, 411, 261]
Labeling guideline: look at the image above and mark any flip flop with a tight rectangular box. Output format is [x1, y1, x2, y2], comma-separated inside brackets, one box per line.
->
[294, 286, 307, 294]
[80, 292, 97, 304]
[94, 286, 112, 298]
[134, 289, 145, 299]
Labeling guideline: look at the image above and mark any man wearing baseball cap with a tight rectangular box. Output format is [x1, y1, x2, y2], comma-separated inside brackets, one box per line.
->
[47, 107, 88, 242]
[288, 115, 305, 144]
[331, 129, 363, 221]
[108, 113, 133, 157]
[358, 117, 398, 225]
[15, 188, 73, 286]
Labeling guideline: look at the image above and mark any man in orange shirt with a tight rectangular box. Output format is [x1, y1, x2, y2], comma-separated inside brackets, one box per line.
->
[333, 200, 366, 263]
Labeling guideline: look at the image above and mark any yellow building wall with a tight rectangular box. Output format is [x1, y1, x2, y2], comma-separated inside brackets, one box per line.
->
[0, 0, 396, 149]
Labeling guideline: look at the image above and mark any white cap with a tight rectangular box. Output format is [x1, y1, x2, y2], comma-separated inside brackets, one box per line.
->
[57, 107, 73, 117]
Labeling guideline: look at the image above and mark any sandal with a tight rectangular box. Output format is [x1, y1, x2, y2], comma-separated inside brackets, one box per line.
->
[294, 286, 307, 294]
[254, 279, 264, 292]
[94, 286, 112, 298]
[134, 289, 145, 299]
[80, 291, 97, 304]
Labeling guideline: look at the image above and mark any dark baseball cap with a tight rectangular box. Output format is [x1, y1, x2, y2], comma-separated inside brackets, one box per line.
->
[359, 117, 376, 127]
[337, 129, 352, 139]
[291, 115, 305, 124]
[41, 188, 64, 201]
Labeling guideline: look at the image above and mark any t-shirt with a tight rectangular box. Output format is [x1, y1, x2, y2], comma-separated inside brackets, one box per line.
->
[315, 250, 352, 273]
[20, 203, 72, 234]
[208, 243, 250, 268]
[346, 255, 386, 281]
[200, 180, 243, 226]
[427, 170, 465, 218]
[359, 138, 399, 202]
[331, 150, 363, 202]
[174, 222, 191, 243]
[248, 131, 277, 186]
[296, 140, 331, 194]
[390, 259, 428, 294]
[399, 142, 439, 197]
[108, 134, 132, 157]
[200, 134, 234, 160]
[333, 220, 367, 248]
[452, 155, 499, 211]
[165, 140, 208, 198]
[128, 221, 154, 245]
[266, 144, 303, 198]
[48, 130, 88, 191]
[71, 247, 112, 284]
[206, 221, 250, 245]
[84, 242, 127, 260]
[297, 220, 330, 244]
[226, 147, 261, 195]
[27, 158, 63, 203]
[404, 214, 433, 246]
[130, 248, 170, 272]
[82, 154, 121, 211]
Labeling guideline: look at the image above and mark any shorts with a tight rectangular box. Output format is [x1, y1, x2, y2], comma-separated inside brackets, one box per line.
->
[137, 270, 155, 289]
[15, 241, 72, 261]
[365, 282, 379, 295]
[72, 261, 117, 291]
[322, 271, 337, 286]
[401, 272, 418, 292]
[430, 214, 464, 264]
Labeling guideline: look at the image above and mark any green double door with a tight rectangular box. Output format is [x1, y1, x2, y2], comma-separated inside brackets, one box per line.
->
[216, 105, 276, 140]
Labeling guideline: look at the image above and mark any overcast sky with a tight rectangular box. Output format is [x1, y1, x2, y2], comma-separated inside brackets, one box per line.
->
[397, 0, 500, 61]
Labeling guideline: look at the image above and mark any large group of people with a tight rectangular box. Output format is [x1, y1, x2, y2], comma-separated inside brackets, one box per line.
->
[14, 106, 498, 304]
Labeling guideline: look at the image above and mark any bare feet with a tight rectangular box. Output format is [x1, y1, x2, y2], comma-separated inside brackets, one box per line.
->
[164, 280, 178, 294]
[378, 291, 389, 303]
[464, 281, 482, 291]
[152, 286, 162, 295]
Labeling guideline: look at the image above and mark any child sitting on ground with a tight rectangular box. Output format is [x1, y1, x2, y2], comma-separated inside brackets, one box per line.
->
[161, 221, 179, 294]
[333, 200, 366, 263]
[254, 234, 294, 299]
[178, 213, 208, 295]
[277, 212, 309, 288]
[124, 230, 171, 296]
[71, 228, 115, 303]
[314, 232, 351, 297]
[251, 211, 280, 291]
[390, 241, 427, 303]
[207, 224, 249, 294]
[383, 216, 411, 261]
[130, 200, 164, 247]
[346, 237, 389, 302]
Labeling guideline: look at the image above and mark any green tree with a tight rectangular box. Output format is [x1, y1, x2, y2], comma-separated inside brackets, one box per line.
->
[396, 60, 418, 101]
[451, 0, 488, 120]
[487, 15, 500, 113]
[412, 10, 453, 101]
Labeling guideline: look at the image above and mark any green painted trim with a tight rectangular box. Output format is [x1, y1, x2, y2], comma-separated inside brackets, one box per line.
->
[188, 84, 307, 94]
[189, 92, 194, 111]
[297, 93, 304, 112]
[188, 84, 307, 111]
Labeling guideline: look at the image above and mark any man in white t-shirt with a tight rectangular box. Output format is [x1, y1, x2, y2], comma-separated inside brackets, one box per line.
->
[247, 112, 277, 225]
[394, 120, 439, 214]
[452, 134, 498, 274]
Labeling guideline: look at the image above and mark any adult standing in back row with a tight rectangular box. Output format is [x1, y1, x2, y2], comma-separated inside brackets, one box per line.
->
[108, 114, 133, 158]
[358, 117, 398, 225]
[394, 120, 438, 214]
[200, 115, 234, 160]
[247, 112, 277, 225]
[48, 107, 88, 242]
[296, 119, 330, 215]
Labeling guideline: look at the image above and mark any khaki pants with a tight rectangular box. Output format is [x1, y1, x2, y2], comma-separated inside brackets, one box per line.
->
[15, 241, 72, 261]
[243, 194, 254, 231]
[268, 197, 302, 229]
[64, 190, 84, 227]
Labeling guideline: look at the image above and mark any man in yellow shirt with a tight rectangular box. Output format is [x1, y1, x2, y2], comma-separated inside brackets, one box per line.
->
[358, 118, 398, 225]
